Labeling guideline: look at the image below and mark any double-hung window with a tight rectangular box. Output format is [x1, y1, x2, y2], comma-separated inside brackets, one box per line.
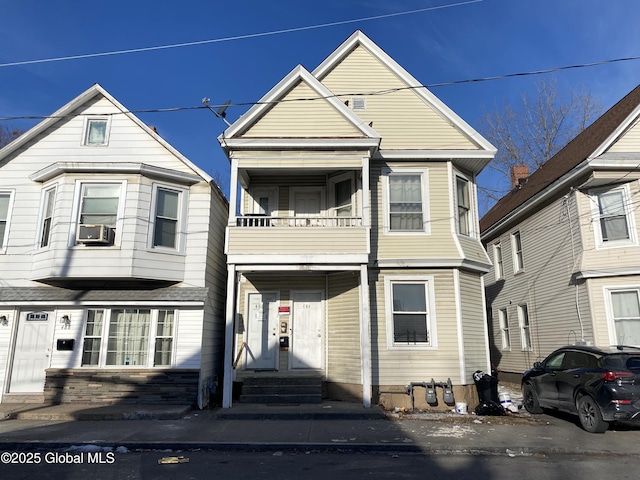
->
[518, 304, 532, 351]
[151, 185, 187, 250]
[385, 276, 436, 349]
[83, 117, 110, 146]
[609, 289, 640, 346]
[498, 308, 510, 350]
[493, 242, 504, 280]
[0, 192, 13, 251]
[591, 186, 635, 247]
[79, 183, 120, 226]
[39, 187, 56, 248]
[456, 176, 471, 236]
[383, 168, 429, 233]
[81, 308, 176, 367]
[512, 231, 524, 273]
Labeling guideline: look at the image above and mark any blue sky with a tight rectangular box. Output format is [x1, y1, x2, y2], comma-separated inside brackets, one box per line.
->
[2, 0, 640, 213]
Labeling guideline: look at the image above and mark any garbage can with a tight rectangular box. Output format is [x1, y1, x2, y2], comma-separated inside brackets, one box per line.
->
[473, 370, 499, 403]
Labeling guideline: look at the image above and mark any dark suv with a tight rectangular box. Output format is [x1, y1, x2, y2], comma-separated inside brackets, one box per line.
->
[522, 345, 640, 433]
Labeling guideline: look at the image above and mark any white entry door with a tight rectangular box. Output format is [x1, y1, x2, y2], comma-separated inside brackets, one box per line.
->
[245, 292, 278, 370]
[291, 291, 323, 370]
[9, 311, 54, 393]
[293, 189, 323, 226]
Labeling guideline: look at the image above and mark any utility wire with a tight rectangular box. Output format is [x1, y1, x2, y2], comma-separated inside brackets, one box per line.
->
[0, 1, 482, 68]
[2, 52, 640, 123]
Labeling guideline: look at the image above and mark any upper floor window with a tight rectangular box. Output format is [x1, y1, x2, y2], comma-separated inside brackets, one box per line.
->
[74, 181, 123, 245]
[493, 242, 504, 280]
[511, 230, 524, 273]
[518, 304, 532, 351]
[150, 185, 187, 251]
[0, 192, 14, 251]
[498, 308, 510, 350]
[383, 168, 429, 234]
[591, 186, 636, 248]
[385, 275, 436, 350]
[39, 186, 56, 248]
[83, 117, 110, 146]
[608, 289, 640, 346]
[456, 176, 471, 236]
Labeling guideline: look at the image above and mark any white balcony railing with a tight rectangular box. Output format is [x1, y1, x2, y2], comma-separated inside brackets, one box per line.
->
[236, 215, 362, 227]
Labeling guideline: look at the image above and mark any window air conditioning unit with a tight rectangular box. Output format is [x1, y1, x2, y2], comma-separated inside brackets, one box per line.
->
[77, 224, 111, 244]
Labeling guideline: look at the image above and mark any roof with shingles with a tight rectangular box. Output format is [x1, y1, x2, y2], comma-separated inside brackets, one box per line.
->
[480, 84, 640, 237]
[0, 286, 209, 303]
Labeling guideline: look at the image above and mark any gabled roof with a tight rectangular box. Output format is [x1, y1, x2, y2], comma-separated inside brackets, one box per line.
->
[480, 84, 640, 238]
[219, 64, 380, 147]
[0, 84, 216, 185]
[313, 30, 496, 155]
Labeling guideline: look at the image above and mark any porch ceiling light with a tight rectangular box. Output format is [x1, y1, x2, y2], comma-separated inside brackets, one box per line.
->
[60, 315, 71, 327]
[0, 315, 7, 326]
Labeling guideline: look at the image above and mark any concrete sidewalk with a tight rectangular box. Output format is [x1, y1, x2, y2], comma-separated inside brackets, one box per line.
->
[0, 401, 639, 456]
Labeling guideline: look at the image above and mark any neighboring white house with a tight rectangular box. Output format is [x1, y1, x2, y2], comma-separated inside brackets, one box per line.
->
[0, 84, 228, 408]
[219, 31, 497, 409]
[481, 84, 640, 380]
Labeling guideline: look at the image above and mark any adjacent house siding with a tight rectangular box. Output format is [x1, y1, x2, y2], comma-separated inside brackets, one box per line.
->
[605, 121, 640, 152]
[485, 195, 587, 374]
[575, 180, 640, 273]
[241, 81, 363, 138]
[370, 269, 461, 385]
[326, 272, 362, 384]
[318, 45, 479, 150]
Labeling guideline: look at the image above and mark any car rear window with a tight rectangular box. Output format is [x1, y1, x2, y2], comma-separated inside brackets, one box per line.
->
[604, 354, 640, 370]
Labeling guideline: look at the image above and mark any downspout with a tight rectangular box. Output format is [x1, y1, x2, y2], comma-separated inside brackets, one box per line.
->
[565, 188, 585, 342]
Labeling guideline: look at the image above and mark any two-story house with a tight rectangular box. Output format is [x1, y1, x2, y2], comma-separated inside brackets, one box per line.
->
[0, 84, 228, 408]
[219, 31, 497, 409]
[481, 84, 640, 381]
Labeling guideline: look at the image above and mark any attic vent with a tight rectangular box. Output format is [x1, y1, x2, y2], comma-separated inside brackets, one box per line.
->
[351, 97, 366, 111]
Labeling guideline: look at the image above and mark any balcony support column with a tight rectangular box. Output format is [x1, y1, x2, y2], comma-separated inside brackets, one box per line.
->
[222, 263, 237, 408]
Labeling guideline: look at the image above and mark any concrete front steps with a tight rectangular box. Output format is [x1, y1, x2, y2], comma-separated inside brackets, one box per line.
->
[239, 377, 322, 404]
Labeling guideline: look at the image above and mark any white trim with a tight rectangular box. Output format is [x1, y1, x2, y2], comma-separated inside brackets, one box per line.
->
[454, 171, 474, 238]
[375, 258, 492, 273]
[492, 242, 504, 281]
[222, 264, 237, 408]
[381, 166, 430, 235]
[383, 274, 437, 351]
[227, 253, 370, 265]
[0, 189, 16, 254]
[234, 264, 362, 272]
[221, 138, 380, 150]
[511, 230, 525, 274]
[517, 304, 533, 352]
[603, 285, 640, 347]
[147, 183, 189, 253]
[576, 268, 640, 279]
[328, 172, 355, 218]
[81, 115, 111, 147]
[498, 307, 511, 351]
[359, 264, 371, 407]
[588, 183, 638, 249]
[69, 179, 127, 248]
[480, 275, 492, 374]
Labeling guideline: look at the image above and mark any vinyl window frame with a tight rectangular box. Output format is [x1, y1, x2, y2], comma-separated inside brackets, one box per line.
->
[0, 190, 15, 253]
[148, 183, 189, 253]
[37, 185, 57, 249]
[82, 116, 111, 146]
[493, 242, 504, 280]
[511, 230, 525, 274]
[590, 184, 637, 249]
[381, 167, 430, 235]
[70, 180, 126, 247]
[384, 274, 437, 350]
[455, 174, 472, 237]
[498, 308, 510, 351]
[80, 307, 178, 368]
[604, 286, 640, 347]
[517, 304, 532, 351]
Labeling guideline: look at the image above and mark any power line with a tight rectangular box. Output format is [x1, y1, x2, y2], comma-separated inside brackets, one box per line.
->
[2, 52, 640, 123]
[0, 1, 482, 68]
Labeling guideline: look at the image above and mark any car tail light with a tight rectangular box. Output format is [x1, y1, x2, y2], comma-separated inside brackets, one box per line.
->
[611, 399, 632, 405]
[603, 371, 634, 382]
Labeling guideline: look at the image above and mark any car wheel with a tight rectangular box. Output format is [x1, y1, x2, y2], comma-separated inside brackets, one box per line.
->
[522, 383, 543, 414]
[576, 394, 609, 433]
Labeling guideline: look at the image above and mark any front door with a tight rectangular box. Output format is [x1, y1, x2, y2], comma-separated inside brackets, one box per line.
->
[293, 189, 322, 226]
[291, 291, 323, 370]
[245, 292, 278, 370]
[9, 311, 54, 393]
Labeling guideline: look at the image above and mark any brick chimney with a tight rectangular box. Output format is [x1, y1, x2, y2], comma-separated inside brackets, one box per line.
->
[510, 165, 529, 189]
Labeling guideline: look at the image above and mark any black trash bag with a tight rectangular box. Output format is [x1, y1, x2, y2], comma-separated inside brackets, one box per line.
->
[473, 370, 499, 403]
[475, 400, 506, 416]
